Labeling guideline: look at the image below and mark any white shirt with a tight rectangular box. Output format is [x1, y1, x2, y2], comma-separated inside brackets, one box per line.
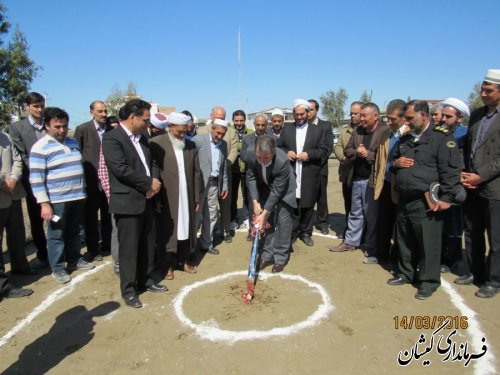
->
[295, 123, 308, 198]
[209, 136, 221, 177]
[94, 119, 105, 142]
[120, 124, 150, 177]
[173, 146, 189, 240]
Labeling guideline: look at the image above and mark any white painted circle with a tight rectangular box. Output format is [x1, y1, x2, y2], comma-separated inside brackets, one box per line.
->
[173, 270, 334, 343]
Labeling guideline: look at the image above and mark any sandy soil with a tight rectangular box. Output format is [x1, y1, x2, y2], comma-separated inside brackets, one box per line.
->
[0, 160, 498, 375]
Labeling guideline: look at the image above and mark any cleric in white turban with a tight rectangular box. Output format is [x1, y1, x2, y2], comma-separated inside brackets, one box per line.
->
[148, 112, 168, 138]
[167, 112, 191, 126]
[293, 99, 311, 111]
[441, 98, 470, 117]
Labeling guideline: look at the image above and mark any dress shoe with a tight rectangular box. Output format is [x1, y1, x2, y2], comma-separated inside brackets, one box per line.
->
[124, 295, 142, 308]
[259, 260, 273, 270]
[292, 234, 298, 244]
[387, 276, 410, 286]
[440, 264, 450, 273]
[475, 285, 498, 298]
[146, 283, 168, 293]
[229, 229, 236, 237]
[329, 242, 355, 252]
[301, 234, 314, 246]
[206, 246, 220, 255]
[272, 264, 285, 273]
[363, 256, 378, 264]
[246, 233, 253, 242]
[11, 268, 37, 276]
[183, 263, 197, 274]
[33, 258, 49, 269]
[3, 287, 33, 298]
[320, 226, 329, 235]
[336, 232, 345, 240]
[415, 288, 434, 300]
[454, 274, 473, 285]
[165, 267, 174, 280]
[224, 234, 232, 243]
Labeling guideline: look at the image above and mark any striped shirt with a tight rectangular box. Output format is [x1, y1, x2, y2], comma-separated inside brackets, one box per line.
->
[29, 135, 86, 203]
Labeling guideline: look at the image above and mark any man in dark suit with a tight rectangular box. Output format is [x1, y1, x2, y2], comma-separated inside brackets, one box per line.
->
[102, 99, 166, 308]
[9, 92, 48, 266]
[247, 135, 297, 272]
[74, 101, 112, 261]
[277, 99, 329, 246]
[308, 99, 333, 235]
[240, 114, 268, 241]
[459, 69, 500, 298]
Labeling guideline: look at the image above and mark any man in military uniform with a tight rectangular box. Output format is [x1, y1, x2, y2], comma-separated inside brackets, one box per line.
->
[388, 100, 462, 300]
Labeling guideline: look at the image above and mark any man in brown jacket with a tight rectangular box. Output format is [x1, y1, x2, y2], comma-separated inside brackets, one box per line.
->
[150, 113, 201, 279]
[329, 103, 389, 263]
[334, 101, 363, 238]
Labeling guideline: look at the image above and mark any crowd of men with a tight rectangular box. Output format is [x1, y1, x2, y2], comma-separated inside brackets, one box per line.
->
[0, 68, 499, 307]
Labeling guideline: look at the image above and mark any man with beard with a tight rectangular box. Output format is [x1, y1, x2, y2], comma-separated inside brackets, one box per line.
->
[268, 108, 285, 140]
[150, 112, 200, 279]
[277, 99, 329, 247]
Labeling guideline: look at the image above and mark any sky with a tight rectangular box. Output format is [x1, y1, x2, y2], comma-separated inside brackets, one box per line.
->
[3, 0, 500, 127]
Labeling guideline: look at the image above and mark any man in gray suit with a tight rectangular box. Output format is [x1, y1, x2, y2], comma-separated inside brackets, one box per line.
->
[193, 119, 229, 255]
[9, 92, 48, 266]
[0, 132, 34, 275]
[247, 135, 297, 273]
[460, 69, 500, 298]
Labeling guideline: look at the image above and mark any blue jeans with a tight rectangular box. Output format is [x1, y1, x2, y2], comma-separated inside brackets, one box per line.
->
[47, 200, 84, 272]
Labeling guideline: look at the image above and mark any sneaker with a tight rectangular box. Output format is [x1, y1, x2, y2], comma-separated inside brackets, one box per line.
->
[53, 270, 71, 284]
[67, 258, 95, 271]
[363, 256, 378, 264]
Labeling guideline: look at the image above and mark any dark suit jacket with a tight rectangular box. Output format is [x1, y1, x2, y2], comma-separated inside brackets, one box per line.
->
[240, 133, 258, 166]
[246, 148, 297, 211]
[102, 125, 155, 215]
[149, 135, 202, 252]
[9, 118, 43, 181]
[464, 106, 500, 200]
[74, 120, 112, 192]
[316, 119, 334, 177]
[277, 122, 329, 207]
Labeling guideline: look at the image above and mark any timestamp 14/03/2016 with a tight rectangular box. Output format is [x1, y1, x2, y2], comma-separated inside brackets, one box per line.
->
[394, 315, 468, 330]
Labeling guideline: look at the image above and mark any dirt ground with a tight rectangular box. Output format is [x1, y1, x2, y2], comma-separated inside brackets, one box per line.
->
[0, 159, 498, 374]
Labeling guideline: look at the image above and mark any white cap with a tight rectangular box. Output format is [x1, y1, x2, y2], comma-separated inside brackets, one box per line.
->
[293, 99, 311, 110]
[484, 69, 500, 85]
[441, 98, 470, 117]
[150, 112, 168, 129]
[271, 108, 284, 117]
[213, 118, 228, 128]
[167, 112, 191, 125]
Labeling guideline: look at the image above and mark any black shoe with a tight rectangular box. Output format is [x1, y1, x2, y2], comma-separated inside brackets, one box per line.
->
[3, 287, 33, 298]
[146, 283, 168, 293]
[320, 226, 329, 235]
[387, 276, 410, 286]
[206, 246, 220, 255]
[440, 264, 450, 273]
[246, 233, 253, 242]
[292, 234, 298, 244]
[336, 232, 345, 240]
[272, 264, 285, 273]
[259, 260, 273, 270]
[224, 234, 232, 243]
[33, 258, 49, 269]
[475, 285, 498, 298]
[454, 274, 473, 285]
[415, 288, 434, 300]
[124, 295, 142, 308]
[11, 268, 37, 276]
[229, 230, 235, 237]
[301, 234, 314, 246]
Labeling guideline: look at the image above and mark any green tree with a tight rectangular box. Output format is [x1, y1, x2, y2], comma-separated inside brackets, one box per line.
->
[467, 81, 482, 111]
[359, 90, 371, 103]
[320, 87, 348, 128]
[0, 4, 40, 128]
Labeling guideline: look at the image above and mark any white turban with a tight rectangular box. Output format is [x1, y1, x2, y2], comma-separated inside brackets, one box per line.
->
[293, 99, 311, 110]
[150, 112, 168, 129]
[484, 69, 500, 85]
[271, 108, 284, 117]
[167, 112, 191, 126]
[441, 98, 470, 117]
[213, 118, 228, 128]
